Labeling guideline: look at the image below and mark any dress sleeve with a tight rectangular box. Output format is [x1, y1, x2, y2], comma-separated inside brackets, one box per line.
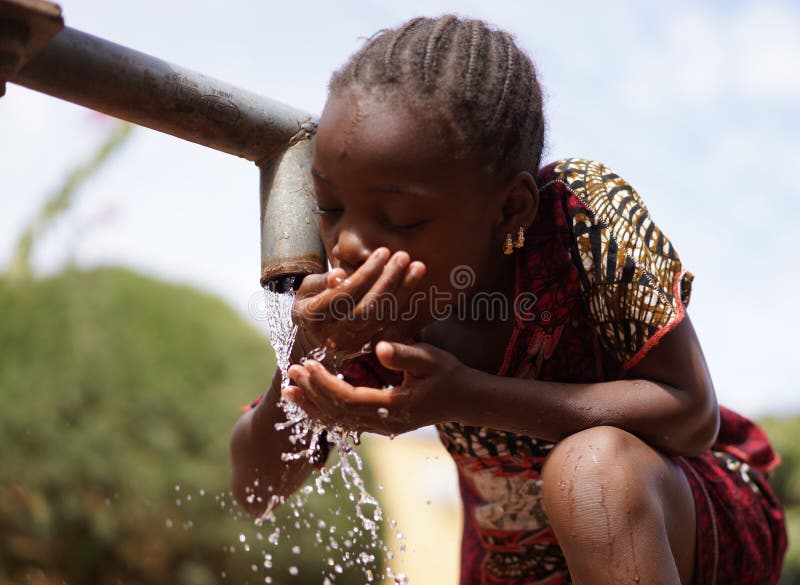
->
[547, 158, 694, 375]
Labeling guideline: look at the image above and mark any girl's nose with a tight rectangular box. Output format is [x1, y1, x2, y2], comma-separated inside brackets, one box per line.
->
[330, 227, 373, 276]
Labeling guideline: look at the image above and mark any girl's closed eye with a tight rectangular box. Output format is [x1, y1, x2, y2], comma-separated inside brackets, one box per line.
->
[381, 215, 430, 233]
[312, 205, 342, 216]
[313, 204, 430, 233]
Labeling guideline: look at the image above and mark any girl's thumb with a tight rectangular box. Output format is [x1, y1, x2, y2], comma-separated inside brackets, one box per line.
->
[375, 341, 433, 376]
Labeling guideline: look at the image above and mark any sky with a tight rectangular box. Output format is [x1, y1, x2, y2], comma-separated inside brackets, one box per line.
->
[1, 0, 799, 417]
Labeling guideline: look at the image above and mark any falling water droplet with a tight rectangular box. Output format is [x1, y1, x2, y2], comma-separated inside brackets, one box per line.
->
[261, 282, 401, 580]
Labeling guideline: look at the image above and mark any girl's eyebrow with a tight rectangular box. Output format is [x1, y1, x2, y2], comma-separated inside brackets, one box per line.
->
[369, 185, 434, 198]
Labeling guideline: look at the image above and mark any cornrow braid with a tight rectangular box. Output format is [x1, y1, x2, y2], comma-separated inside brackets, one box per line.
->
[328, 15, 546, 177]
[422, 14, 458, 87]
[464, 20, 485, 101]
[382, 17, 424, 82]
[490, 32, 516, 133]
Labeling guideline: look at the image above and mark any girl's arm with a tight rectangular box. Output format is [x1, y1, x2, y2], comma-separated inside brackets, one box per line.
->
[285, 315, 720, 458]
[452, 316, 719, 457]
[230, 365, 318, 517]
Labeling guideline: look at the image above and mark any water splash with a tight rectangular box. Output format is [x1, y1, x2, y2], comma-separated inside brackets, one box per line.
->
[260, 277, 406, 582]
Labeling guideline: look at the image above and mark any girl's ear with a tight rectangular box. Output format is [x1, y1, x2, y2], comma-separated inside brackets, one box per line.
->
[494, 171, 539, 236]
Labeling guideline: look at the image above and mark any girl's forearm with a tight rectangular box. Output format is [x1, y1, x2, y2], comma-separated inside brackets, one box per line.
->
[230, 331, 332, 515]
[452, 368, 719, 457]
[230, 368, 317, 516]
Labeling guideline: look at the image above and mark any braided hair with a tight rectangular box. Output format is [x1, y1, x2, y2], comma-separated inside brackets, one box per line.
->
[328, 15, 546, 178]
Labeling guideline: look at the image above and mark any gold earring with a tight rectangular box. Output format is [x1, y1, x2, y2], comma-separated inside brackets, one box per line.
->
[514, 226, 525, 249]
[503, 233, 514, 255]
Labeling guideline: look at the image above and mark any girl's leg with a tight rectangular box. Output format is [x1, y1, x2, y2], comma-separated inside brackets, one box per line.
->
[540, 426, 696, 585]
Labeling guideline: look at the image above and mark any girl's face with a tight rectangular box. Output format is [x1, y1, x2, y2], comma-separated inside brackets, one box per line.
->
[312, 89, 513, 327]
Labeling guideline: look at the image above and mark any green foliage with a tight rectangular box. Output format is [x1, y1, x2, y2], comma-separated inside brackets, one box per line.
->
[0, 268, 382, 585]
[760, 417, 800, 585]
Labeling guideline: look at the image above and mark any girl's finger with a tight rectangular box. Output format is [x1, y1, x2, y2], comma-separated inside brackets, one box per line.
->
[370, 260, 426, 344]
[356, 251, 410, 320]
[375, 341, 435, 376]
[302, 248, 389, 317]
[303, 361, 394, 409]
[288, 365, 340, 418]
[335, 247, 391, 301]
[390, 260, 426, 321]
[281, 386, 327, 423]
[294, 272, 329, 300]
[291, 269, 345, 328]
[326, 267, 348, 288]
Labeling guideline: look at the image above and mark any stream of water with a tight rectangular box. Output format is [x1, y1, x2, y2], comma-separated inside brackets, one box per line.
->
[259, 277, 407, 584]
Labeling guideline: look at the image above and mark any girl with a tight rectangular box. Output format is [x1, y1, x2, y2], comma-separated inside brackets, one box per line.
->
[231, 15, 786, 584]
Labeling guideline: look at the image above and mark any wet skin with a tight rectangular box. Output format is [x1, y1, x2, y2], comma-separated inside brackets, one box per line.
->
[255, 89, 720, 584]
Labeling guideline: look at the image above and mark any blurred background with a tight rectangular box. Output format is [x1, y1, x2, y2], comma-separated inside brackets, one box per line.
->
[1, 0, 798, 583]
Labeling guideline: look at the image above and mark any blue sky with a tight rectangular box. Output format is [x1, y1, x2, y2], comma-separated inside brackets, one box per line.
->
[1, 0, 798, 416]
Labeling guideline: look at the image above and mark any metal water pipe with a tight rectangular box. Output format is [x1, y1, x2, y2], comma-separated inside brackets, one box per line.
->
[0, 0, 325, 288]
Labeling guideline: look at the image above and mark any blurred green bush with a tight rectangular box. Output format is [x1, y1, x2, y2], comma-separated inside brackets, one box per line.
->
[758, 417, 800, 584]
[0, 268, 382, 585]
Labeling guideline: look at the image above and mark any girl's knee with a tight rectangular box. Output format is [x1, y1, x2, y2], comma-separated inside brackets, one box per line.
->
[541, 426, 645, 481]
[540, 426, 664, 527]
[540, 427, 697, 583]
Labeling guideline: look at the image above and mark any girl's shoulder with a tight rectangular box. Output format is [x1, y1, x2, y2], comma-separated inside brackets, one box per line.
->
[537, 157, 653, 221]
[529, 158, 693, 374]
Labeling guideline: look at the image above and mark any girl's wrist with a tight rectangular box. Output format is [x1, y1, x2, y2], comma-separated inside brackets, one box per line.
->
[446, 363, 489, 426]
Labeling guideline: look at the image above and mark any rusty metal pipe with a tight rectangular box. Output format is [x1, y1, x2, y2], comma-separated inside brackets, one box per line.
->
[2, 1, 325, 285]
[13, 26, 315, 164]
[259, 138, 325, 285]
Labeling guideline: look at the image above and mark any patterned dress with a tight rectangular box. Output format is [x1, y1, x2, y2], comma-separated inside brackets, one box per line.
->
[342, 158, 787, 585]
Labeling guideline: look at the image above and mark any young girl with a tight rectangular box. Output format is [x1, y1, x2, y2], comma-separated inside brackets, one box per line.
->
[231, 15, 786, 584]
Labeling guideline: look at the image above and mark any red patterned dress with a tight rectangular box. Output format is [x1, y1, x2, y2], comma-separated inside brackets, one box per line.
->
[342, 159, 787, 585]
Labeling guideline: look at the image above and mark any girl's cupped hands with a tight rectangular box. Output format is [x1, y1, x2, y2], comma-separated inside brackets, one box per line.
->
[283, 340, 464, 436]
[291, 248, 427, 361]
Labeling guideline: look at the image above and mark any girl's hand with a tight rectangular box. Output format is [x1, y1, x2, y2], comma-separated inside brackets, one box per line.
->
[291, 248, 426, 361]
[283, 341, 464, 436]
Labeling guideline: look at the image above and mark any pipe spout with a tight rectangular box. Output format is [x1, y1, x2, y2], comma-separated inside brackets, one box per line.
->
[2, 0, 326, 288]
[259, 137, 325, 287]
